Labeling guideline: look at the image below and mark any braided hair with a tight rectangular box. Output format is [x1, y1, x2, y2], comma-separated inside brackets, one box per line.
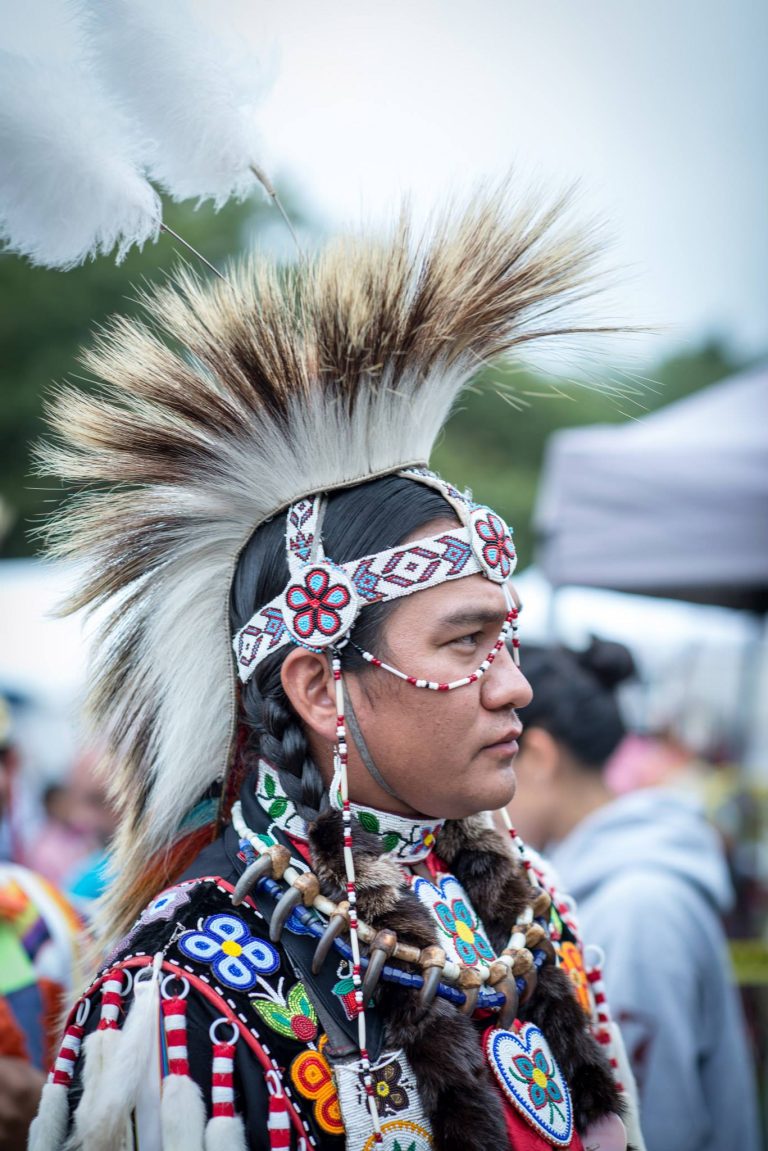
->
[230, 475, 454, 821]
[519, 638, 636, 769]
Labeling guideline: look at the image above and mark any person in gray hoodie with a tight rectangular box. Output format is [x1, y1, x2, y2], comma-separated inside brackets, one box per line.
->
[508, 638, 761, 1151]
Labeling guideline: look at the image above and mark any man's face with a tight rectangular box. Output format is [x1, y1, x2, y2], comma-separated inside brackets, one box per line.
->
[345, 564, 533, 820]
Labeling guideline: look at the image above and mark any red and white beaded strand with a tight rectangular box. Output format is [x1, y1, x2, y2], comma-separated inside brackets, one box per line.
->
[354, 608, 516, 689]
[265, 1068, 292, 1151]
[97, 966, 128, 1031]
[584, 946, 625, 1092]
[52, 998, 90, 1088]
[161, 984, 191, 1078]
[28, 998, 91, 1151]
[500, 809, 580, 940]
[331, 649, 383, 1145]
[205, 1016, 250, 1151]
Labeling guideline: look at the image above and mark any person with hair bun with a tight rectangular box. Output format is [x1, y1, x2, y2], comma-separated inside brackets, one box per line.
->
[507, 638, 760, 1151]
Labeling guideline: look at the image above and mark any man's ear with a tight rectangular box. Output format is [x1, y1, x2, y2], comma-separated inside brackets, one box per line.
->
[280, 648, 337, 743]
[519, 726, 561, 781]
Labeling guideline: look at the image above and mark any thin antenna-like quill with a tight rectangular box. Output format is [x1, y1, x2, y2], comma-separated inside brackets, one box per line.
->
[160, 223, 227, 282]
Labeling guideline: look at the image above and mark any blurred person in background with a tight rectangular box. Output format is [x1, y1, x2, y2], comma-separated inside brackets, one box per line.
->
[0, 695, 83, 1151]
[34, 747, 117, 909]
[506, 638, 761, 1151]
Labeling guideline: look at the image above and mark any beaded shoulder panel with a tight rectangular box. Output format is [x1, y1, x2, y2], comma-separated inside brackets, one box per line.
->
[83, 876, 348, 1147]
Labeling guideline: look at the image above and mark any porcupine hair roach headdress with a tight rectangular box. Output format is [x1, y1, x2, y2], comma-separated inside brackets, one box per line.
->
[39, 185, 604, 947]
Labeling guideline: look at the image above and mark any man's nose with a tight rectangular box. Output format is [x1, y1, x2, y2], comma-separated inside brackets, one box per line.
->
[481, 640, 532, 710]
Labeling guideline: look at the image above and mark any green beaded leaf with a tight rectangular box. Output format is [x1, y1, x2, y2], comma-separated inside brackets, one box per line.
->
[357, 811, 380, 834]
[332, 977, 355, 995]
[382, 831, 401, 852]
[287, 982, 317, 1023]
[251, 1000, 296, 1039]
[264, 773, 276, 799]
[268, 797, 288, 819]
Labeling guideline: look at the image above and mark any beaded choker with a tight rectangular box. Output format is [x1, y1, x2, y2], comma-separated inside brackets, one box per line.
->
[255, 760, 445, 864]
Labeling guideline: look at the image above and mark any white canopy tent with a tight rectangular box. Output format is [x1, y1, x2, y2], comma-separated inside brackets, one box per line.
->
[534, 366, 768, 612]
[532, 365, 768, 771]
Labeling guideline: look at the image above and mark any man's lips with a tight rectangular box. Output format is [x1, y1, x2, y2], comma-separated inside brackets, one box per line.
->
[482, 726, 523, 752]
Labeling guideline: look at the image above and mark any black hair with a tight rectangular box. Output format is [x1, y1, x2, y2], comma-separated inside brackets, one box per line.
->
[519, 637, 636, 769]
[230, 475, 456, 820]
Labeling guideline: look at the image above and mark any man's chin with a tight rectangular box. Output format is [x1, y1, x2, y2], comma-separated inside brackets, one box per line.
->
[433, 769, 517, 821]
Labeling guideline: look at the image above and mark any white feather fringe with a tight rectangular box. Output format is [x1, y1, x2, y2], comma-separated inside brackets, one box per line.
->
[86, 0, 272, 207]
[161, 1072, 207, 1151]
[0, 0, 160, 269]
[204, 1113, 249, 1151]
[28, 1080, 70, 1151]
[70, 965, 160, 1150]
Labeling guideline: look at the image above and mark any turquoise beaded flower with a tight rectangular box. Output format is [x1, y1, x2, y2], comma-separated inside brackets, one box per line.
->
[512, 1047, 565, 1110]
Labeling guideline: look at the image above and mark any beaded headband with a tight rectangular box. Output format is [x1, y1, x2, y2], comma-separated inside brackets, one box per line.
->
[233, 468, 517, 684]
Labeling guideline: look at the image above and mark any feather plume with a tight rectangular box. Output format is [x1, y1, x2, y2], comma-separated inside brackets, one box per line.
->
[0, 0, 160, 268]
[37, 185, 607, 949]
[86, 0, 271, 207]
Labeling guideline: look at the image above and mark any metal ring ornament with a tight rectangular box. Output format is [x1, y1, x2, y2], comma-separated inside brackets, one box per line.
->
[209, 1017, 239, 1046]
[75, 998, 91, 1027]
[264, 1069, 282, 1097]
[161, 973, 190, 1000]
[583, 943, 605, 970]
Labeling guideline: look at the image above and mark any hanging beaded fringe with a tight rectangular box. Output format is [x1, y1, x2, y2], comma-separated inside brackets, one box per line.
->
[28, 999, 90, 1151]
[585, 955, 625, 1092]
[70, 965, 138, 1151]
[161, 985, 207, 1151]
[204, 1020, 248, 1151]
[265, 1068, 292, 1151]
[332, 649, 383, 1145]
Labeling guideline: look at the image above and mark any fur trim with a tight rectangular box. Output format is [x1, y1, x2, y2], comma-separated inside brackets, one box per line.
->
[435, 816, 532, 952]
[525, 965, 625, 1133]
[309, 811, 509, 1151]
[161, 1071, 207, 1150]
[38, 185, 605, 948]
[28, 1081, 70, 1151]
[67, 1028, 130, 1150]
[204, 1114, 249, 1151]
[442, 817, 625, 1133]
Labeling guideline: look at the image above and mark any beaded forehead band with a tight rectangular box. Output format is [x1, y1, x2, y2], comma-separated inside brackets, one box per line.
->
[233, 468, 519, 685]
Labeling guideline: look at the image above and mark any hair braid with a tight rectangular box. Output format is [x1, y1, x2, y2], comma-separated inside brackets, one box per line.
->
[239, 656, 327, 823]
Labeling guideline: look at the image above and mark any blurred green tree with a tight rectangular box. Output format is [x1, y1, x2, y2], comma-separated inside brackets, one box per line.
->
[0, 193, 298, 556]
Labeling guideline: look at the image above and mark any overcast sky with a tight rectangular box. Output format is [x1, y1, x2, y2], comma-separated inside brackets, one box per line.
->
[233, 0, 767, 366]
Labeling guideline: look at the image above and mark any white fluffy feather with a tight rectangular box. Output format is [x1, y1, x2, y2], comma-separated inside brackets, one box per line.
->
[0, 0, 160, 268]
[86, 0, 271, 207]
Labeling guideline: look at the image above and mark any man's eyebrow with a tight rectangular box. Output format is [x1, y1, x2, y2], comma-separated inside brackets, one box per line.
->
[436, 608, 506, 629]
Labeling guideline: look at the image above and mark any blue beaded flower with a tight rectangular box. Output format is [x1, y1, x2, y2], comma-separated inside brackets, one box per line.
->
[178, 912, 279, 990]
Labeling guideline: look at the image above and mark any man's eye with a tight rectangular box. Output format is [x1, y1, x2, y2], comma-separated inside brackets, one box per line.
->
[452, 633, 481, 648]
